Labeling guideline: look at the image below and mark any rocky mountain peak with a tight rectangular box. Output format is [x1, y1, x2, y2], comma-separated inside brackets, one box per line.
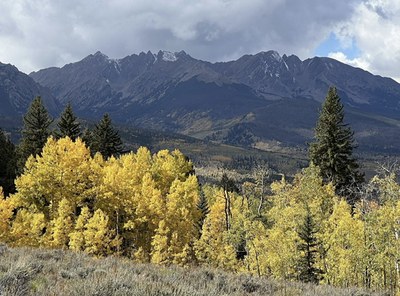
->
[25, 49, 400, 153]
[0, 62, 20, 77]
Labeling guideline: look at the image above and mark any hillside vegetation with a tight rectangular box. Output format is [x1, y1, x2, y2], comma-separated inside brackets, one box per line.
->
[1, 90, 400, 295]
[1, 136, 399, 294]
[0, 245, 385, 296]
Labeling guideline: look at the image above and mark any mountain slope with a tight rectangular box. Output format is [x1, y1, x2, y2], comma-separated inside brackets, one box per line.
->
[28, 50, 400, 152]
[0, 62, 58, 126]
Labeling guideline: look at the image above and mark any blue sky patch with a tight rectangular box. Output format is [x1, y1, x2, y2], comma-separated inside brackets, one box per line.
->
[314, 32, 360, 59]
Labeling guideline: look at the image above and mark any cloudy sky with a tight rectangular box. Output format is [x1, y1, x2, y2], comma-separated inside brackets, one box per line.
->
[0, 0, 399, 81]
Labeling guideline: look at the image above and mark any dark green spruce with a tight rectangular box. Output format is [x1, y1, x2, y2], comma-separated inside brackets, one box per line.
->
[196, 187, 210, 237]
[0, 129, 17, 196]
[309, 86, 364, 204]
[17, 96, 53, 173]
[88, 113, 123, 158]
[296, 210, 323, 284]
[57, 103, 81, 140]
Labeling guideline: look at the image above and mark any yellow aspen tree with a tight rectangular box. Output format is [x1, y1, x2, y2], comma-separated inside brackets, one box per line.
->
[150, 220, 170, 264]
[95, 156, 122, 228]
[255, 165, 336, 280]
[69, 206, 91, 252]
[10, 209, 46, 247]
[97, 149, 153, 252]
[321, 199, 365, 287]
[263, 204, 302, 279]
[85, 152, 106, 211]
[225, 193, 253, 271]
[151, 149, 194, 195]
[123, 172, 163, 260]
[168, 176, 200, 264]
[13, 137, 92, 220]
[364, 174, 400, 292]
[48, 198, 74, 248]
[370, 173, 400, 203]
[366, 204, 398, 291]
[83, 208, 118, 256]
[194, 187, 238, 271]
[244, 219, 270, 276]
[150, 175, 200, 265]
[134, 147, 153, 181]
[0, 188, 16, 243]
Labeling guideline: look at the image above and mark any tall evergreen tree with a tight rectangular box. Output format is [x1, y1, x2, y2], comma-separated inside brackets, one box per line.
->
[196, 187, 210, 237]
[17, 96, 53, 172]
[0, 129, 17, 196]
[89, 114, 123, 158]
[309, 87, 363, 203]
[57, 103, 81, 140]
[296, 210, 323, 283]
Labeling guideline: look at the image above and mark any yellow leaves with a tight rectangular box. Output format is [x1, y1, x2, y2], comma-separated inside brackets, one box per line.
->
[370, 174, 400, 204]
[83, 209, 115, 256]
[152, 149, 194, 195]
[166, 176, 200, 227]
[14, 136, 93, 217]
[10, 209, 46, 247]
[248, 164, 338, 280]
[195, 188, 239, 271]
[68, 207, 120, 257]
[49, 198, 74, 248]
[362, 199, 400, 289]
[11, 135, 400, 292]
[10, 136, 201, 264]
[321, 199, 365, 286]
[151, 220, 170, 264]
[69, 207, 90, 252]
[150, 175, 200, 265]
[0, 192, 17, 243]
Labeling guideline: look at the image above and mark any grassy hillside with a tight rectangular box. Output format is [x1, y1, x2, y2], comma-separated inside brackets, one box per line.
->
[0, 245, 386, 296]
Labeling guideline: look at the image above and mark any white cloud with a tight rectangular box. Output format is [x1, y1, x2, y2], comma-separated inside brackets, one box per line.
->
[0, 0, 358, 73]
[328, 51, 370, 71]
[334, 0, 400, 81]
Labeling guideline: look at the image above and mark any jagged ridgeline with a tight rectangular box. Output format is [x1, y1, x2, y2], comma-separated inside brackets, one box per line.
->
[27, 50, 400, 153]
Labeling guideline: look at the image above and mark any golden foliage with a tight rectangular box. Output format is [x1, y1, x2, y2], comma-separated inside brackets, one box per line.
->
[3, 135, 400, 293]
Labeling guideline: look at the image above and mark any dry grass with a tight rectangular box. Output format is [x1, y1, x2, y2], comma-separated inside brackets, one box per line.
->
[0, 245, 387, 296]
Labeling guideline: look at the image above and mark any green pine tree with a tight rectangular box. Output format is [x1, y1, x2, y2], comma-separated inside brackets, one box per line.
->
[81, 127, 93, 147]
[0, 129, 17, 196]
[196, 187, 210, 237]
[296, 209, 323, 284]
[309, 87, 363, 204]
[89, 113, 123, 158]
[57, 103, 81, 140]
[17, 96, 53, 172]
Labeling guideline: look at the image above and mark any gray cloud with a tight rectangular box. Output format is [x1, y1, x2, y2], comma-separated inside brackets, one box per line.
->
[0, 0, 369, 75]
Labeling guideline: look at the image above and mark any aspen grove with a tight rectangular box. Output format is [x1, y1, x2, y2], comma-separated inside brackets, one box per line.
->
[0, 136, 399, 293]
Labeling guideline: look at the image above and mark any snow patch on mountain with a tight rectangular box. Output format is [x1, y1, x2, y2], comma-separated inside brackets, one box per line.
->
[271, 51, 281, 62]
[162, 51, 178, 62]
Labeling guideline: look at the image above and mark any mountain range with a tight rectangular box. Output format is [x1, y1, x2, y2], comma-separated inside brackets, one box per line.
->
[1, 50, 400, 152]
